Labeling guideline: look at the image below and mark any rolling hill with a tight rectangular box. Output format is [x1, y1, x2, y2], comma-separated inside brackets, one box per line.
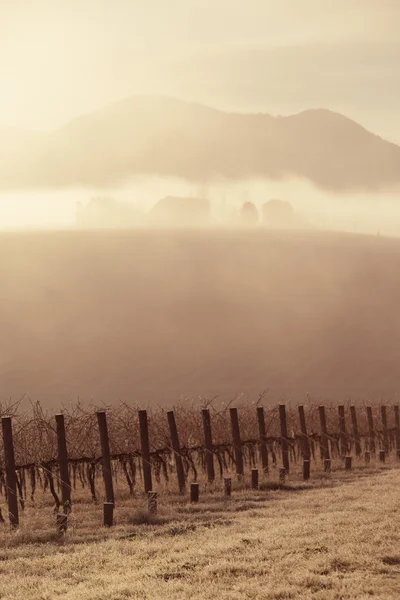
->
[1, 96, 400, 191]
[1, 227, 400, 409]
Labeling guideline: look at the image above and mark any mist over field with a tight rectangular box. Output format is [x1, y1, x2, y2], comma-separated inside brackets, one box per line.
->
[2, 227, 400, 409]
[1, 175, 400, 236]
[2, 89, 400, 408]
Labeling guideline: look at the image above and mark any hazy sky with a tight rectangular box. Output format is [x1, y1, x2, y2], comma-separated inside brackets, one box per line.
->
[1, 0, 400, 142]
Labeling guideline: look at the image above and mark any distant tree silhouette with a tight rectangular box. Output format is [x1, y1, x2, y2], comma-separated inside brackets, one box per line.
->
[240, 202, 258, 225]
[262, 199, 293, 227]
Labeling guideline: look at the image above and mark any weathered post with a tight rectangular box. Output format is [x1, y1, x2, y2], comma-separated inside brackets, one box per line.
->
[303, 460, 310, 480]
[298, 405, 311, 464]
[298, 406, 310, 460]
[394, 405, 400, 460]
[202, 409, 215, 483]
[366, 406, 376, 454]
[190, 482, 199, 503]
[298, 405, 311, 480]
[350, 406, 361, 457]
[338, 405, 347, 457]
[381, 405, 389, 456]
[279, 404, 290, 474]
[256, 407, 269, 474]
[1, 417, 19, 528]
[345, 456, 352, 471]
[55, 414, 71, 512]
[230, 408, 244, 480]
[251, 468, 259, 490]
[103, 502, 114, 527]
[96, 411, 115, 507]
[138, 410, 152, 494]
[318, 406, 330, 462]
[379, 450, 386, 463]
[167, 411, 186, 494]
[224, 477, 232, 497]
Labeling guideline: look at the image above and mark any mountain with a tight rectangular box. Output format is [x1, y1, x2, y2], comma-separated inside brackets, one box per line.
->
[1, 96, 400, 191]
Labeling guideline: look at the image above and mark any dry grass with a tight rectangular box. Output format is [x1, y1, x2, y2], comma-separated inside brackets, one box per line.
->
[0, 464, 399, 599]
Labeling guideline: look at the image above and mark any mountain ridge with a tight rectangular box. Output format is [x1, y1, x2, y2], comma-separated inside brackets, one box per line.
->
[1, 95, 400, 191]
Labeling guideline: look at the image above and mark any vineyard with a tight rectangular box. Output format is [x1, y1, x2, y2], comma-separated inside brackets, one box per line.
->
[0, 398, 399, 529]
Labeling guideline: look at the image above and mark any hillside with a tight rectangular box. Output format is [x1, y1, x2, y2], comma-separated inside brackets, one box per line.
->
[1, 228, 400, 408]
[1, 96, 400, 191]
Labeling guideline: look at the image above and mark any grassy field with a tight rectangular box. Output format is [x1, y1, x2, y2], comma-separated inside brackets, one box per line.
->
[2, 227, 400, 408]
[2, 227, 400, 596]
[0, 464, 399, 599]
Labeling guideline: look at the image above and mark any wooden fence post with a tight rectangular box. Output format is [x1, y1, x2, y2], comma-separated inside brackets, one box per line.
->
[279, 404, 290, 474]
[256, 407, 269, 474]
[298, 405, 311, 480]
[251, 468, 259, 489]
[394, 405, 400, 459]
[103, 502, 114, 527]
[350, 406, 361, 457]
[1, 417, 19, 528]
[366, 406, 376, 454]
[298, 405, 310, 460]
[338, 405, 347, 457]
[190, 483, 199, 503]
[96, 411, 115, 506]
[167, 411, 186, 494]
[138, 410, 152, 494]
[202, 409, 215, 483]
[230, 408, 244, 480]
[318, 406, 330, 461]
[55, 414, 71, 512]
[381, 405, 389, 455]
[224, 477, 232, 497]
